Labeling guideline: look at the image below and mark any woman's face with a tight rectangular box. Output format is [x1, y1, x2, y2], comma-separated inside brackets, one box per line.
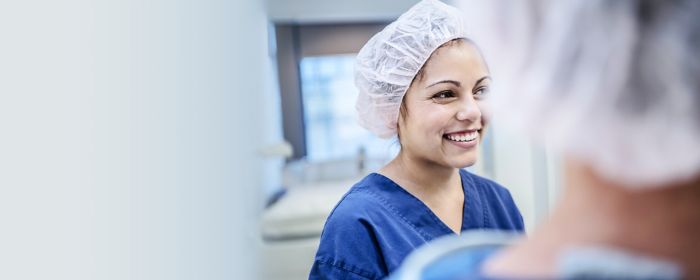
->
[398, 41, 491, 168]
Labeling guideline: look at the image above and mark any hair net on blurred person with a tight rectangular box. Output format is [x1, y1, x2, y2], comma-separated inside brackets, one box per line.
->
[461, 0, 700, 188]
[354, 0, 467, 139]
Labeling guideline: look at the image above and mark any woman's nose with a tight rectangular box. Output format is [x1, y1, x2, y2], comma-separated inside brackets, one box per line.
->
[455, 97, 481, 122]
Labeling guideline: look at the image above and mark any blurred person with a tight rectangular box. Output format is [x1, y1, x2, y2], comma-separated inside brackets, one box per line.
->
[308, 0, 526, 279]
[390, 0, 700, 279]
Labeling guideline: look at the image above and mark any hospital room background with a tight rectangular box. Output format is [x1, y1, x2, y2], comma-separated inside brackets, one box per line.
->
[260, 1, 559, 279]
[1, 0, 557, 279]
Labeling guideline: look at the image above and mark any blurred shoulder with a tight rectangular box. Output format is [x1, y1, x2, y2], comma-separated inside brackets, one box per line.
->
[322, 173, 392, 228]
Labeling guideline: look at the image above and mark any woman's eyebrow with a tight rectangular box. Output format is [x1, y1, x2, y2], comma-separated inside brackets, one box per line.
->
[472, 76, 492, 88]
[425, 80, 461, 89]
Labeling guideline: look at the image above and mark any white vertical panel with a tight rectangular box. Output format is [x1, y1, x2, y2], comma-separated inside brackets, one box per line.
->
[0, 0, 271, 279]
[490, 126, 537, 231]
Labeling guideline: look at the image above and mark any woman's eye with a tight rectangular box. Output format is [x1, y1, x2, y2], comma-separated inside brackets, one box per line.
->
[474, 87, 490, 97]
[432, 90, 455, 99]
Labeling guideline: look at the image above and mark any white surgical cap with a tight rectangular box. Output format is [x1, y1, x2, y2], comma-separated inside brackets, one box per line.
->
[355, 0, 467, 139]
[461, 0, 700, 188]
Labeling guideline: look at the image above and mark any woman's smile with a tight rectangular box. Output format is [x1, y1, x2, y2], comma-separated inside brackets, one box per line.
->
[443, 129, 480, 149]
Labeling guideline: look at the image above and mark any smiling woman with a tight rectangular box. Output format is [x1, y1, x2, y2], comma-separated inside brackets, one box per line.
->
[397, 39, 490, 173]
[308, 1, 524, 280]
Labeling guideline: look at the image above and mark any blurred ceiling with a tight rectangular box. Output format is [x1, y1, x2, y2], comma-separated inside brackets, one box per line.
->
[266, 0, 421, 24]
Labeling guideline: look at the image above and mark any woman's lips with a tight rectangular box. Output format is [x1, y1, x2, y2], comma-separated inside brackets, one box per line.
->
[444, 130, 479, 149]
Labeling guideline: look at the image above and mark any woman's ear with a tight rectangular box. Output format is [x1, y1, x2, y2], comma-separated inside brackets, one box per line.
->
[396, 107, 404, 144]
[396, 87, 410, 143]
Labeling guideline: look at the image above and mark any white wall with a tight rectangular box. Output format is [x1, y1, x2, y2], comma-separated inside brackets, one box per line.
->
[489, 126, 562, 232]
[0, 0, 272, 279]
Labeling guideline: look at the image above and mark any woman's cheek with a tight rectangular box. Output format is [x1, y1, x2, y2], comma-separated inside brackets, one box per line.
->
[478, 101, 491, 127]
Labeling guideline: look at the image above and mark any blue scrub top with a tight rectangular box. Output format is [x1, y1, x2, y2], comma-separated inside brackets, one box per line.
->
[309, 169, 525, 280]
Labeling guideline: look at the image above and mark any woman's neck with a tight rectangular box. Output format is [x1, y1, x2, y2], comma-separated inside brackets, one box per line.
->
[380, 150, 465, 234]
[379, 150, 460, 194]
[484, 159, 700, 278]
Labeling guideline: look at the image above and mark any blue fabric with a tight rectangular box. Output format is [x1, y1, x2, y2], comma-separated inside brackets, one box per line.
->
[391, 238, 684, 280]
[419, 245, 503, 280]
[309, 169, 524, 280]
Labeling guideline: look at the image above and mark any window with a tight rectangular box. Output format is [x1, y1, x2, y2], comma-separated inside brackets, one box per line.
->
[300, 54, 398, 163]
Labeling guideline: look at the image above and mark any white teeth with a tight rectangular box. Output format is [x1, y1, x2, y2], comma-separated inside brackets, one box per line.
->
[446, 131, 479, 142]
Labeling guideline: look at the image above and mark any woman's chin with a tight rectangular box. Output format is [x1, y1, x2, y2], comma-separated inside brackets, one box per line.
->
[447, 154, 478, 169]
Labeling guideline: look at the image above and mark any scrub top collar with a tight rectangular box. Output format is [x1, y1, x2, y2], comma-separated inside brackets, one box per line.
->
[363, 169, 487, 239]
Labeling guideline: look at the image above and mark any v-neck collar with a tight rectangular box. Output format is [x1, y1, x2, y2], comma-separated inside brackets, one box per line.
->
[363, 169, 486, 240]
